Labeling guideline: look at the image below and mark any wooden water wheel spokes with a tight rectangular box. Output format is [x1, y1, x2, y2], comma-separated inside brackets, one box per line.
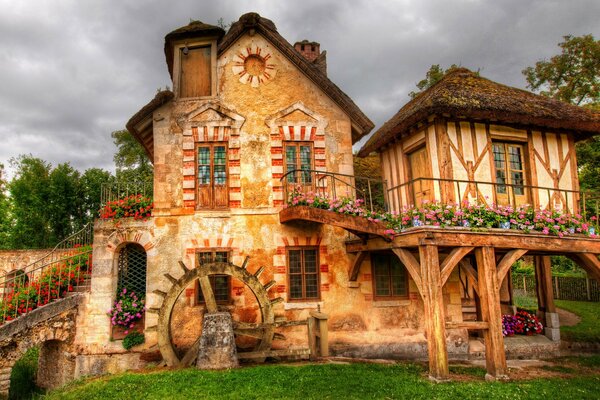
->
[155, 261, 282, 367]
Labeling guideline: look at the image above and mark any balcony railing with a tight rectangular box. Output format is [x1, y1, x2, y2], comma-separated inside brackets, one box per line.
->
[100, 180, 152, 205]
[280, 169, 387, 213]
[387, 177, 600, 221]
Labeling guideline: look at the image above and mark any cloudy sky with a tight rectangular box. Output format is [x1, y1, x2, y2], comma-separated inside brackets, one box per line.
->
[0, 0, 598, 177]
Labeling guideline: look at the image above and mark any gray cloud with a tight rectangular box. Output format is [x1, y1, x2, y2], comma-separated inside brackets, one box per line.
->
[0, 0, 598, 176]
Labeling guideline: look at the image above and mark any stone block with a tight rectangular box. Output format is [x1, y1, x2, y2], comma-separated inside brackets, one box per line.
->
[196, 312, 238, 370]
[546, 312, 560, 328]
[545, 327, 560, 342]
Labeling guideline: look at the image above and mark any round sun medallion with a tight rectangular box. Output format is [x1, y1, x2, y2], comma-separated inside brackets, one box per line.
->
[232, 46, 276, 88]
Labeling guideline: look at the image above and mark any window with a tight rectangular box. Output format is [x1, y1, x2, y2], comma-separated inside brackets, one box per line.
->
[371, 253, 408, 299]
[492, 142, 527, 204]
[197, 251, 230, 304]
[284, 142, 313, 185]
[197, 143, 228, 209]
[180, 45, 211, 98]
[288, 248, 320, 300]
[117, 244, 147, 297]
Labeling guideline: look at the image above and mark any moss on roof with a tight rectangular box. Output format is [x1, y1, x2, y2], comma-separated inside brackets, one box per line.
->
[359, 68, 600, 156]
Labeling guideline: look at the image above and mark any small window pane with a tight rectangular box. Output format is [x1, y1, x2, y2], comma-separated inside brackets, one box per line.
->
[289, 276, 303, 299]
[214, 165, 226, 185]
[304, 274, 319, 298]
[289, 250, 302, 274]
[304, 250, 317, 273]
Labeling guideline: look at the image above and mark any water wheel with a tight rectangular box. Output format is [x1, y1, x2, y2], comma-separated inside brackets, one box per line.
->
[154, 260, 282, 367]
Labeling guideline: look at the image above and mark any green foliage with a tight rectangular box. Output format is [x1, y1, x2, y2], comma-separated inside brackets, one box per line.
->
[409, 64, 462, 98]
[555, 300, 600, 343]
[8, 155, 53, 248]
[0, 163, 11, 249]
[576, 135, 600, 192]
[112, 130, 153, 185]
[42, 363, 600, 400]
[511, 259, 534, 275]
[353, 153, 386, 212]
[550, 256, 586, 277]
[8, 346, 43, 400]
[80, 168, 115, 223]
[48, 163, 83, 241]
[122, 332, 145, 350]
[523, 34, 599, 106]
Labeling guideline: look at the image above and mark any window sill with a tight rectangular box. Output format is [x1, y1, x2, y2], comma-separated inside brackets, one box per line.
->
[194, 210, 231, 218]
[284, 301, 323, 310]
[372, 299, 411, 307]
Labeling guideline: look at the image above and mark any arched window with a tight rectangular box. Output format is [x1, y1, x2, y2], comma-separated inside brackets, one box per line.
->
[117, 243, 147, 297]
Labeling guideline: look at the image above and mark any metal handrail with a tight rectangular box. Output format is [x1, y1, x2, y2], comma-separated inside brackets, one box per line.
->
[0, 222, 94, 324]
[280, 169, 387, 213]
[100, 180, 152, 205]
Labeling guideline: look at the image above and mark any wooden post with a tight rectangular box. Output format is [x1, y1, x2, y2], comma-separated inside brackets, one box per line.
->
[554, 276, 560, 299]
[586, 278, 591, 301]
[310, 311, 329, 357]
[534, 256, 555, 320]
[307, 317, 317, 360]
[419, 244, 449, 380]
[475, 247, 507, 379]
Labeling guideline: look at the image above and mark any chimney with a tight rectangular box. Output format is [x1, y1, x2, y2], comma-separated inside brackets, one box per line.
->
[294, 40, 327, 75]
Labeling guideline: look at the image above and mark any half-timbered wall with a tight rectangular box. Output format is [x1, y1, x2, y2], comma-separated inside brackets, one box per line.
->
[382, 118, 580, 212]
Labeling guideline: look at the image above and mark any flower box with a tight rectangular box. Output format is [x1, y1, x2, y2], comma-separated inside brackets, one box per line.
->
[111, 315, 145, 340]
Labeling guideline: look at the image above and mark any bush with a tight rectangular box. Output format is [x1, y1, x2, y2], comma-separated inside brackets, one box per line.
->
[9, 347, 43, 400]
[502, 310, 543, 336]
[122, 332, 145, 350]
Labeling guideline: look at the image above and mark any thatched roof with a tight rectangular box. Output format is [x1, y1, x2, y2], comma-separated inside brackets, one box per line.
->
[126, 90, 174, 162]
[358, 68, 600, 156]
[218, 12, 373, 141]
[164, 20, 225, 80]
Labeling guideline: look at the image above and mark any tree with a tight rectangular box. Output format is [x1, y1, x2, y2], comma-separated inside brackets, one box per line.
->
[0, 164, 11, 248]
[80, 168, 114, 222]
[409, 64, 460, 98]
[47, 163, 82, 241]
[111, 129, 153, 184]
[8, 156, 52, 248]
[523, 35, 599, 106]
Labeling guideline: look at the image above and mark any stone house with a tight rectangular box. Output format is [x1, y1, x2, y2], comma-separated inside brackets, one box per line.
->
[1, 13, 600, 393]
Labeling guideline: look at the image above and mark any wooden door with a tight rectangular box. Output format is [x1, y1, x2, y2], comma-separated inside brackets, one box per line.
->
[180, 46, 211, 98]
[408, 147, 433, 206]
[197, 143, 228, 209]
[492, 143, 528, 206]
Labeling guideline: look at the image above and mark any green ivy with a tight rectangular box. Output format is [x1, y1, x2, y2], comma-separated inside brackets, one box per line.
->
[122, 332, 145, 350]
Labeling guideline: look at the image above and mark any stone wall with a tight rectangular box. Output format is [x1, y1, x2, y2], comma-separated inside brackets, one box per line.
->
[0, 249, 52, 275]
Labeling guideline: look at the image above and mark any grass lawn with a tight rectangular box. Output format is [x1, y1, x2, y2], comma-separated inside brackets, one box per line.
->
[555, 300, 600, 343]
[41, 362, 600, 400]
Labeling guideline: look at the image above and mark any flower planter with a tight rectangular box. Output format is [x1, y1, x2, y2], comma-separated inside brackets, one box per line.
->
[111, 315, 145, 340]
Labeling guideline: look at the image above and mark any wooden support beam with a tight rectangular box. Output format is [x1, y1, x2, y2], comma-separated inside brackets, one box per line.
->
[198, 276, 218, 313]
[349, 252, 367, 282]
[419, 244, 449, 380]
[446, 321, 489, 330]
[570, 253, 600, 281]
[392, 248, 423, 297]
[534, 256, 555, 314]
[458, 260, 479, 295]
[440, 247, 474, 286]
[475, 247, 507, 379]
[497, 249, 528, 282]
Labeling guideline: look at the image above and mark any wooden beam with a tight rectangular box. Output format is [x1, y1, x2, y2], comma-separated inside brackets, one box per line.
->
[440, 247, 474, 286]
[534, 256, 555, 314]
[458, 260, 479, 295]
[349, 252, 367, 281]
[570, 253, 600, 281]
[392, 248, 423, 296]
[198, 276, 218, 313]
[419, 244, 449, 380]
[446, 321, 489, 330]
[475, 247, 507, 379]
[497, 249, 528, 282]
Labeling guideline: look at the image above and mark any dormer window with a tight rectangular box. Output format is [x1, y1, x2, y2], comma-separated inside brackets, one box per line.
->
[175, 40, 217, 99]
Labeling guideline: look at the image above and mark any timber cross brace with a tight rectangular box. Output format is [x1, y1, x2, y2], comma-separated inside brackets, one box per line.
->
[345, 228, 600, 381]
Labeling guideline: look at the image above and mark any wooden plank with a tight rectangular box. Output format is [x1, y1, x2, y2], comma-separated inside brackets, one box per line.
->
[446, 321, 489, 330]
[180, 45, 211, 98]
[198, 276, 218, 313]
[419, 244, 449, 380]
[279, 206, 390, 238]
[238, 348, 311, 360]
[349, 251, 367, 281]
[178, 261, 190, 273]
[392, 248, 423, 297]
[434, 118, 454, 203]
[475, 247, 507, 378]
[440, 247, 474, 286]
[497, 249, 528, 282]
